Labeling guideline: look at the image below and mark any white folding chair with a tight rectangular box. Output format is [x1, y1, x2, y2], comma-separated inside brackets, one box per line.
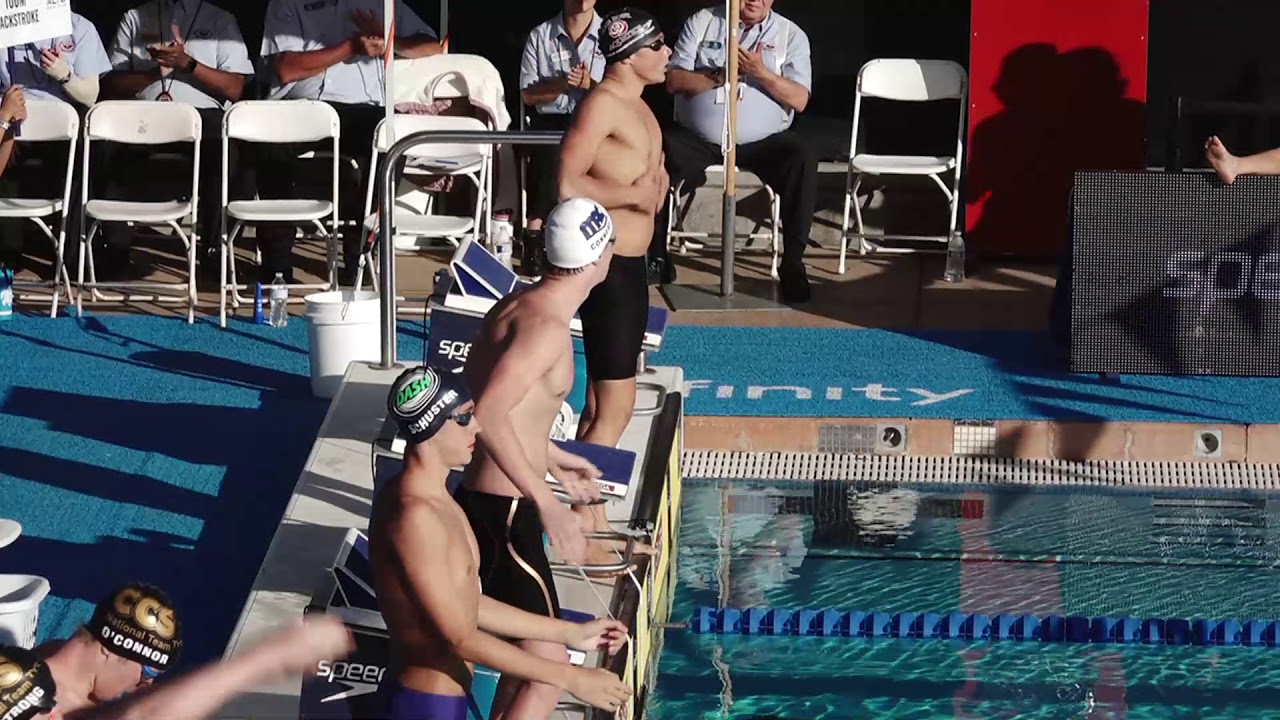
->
[219, 100, 341, 327]
[840, 58, 968, 273]
[76, 101, 202, 321]
[0, 100, 78, 317]
[666, 166, 782, 278]
[355, 114, 493, 292]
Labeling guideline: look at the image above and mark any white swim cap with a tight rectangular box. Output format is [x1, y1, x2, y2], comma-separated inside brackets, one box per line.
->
[544, 198, 614, 270]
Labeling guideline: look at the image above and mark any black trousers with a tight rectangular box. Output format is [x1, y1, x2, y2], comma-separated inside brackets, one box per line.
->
[253, 102, 383, 283]
[523, 112, 572, 222]
[99, 107, 243, 269]
[652, 123, 818, 277]
[0, 140, 78, 272]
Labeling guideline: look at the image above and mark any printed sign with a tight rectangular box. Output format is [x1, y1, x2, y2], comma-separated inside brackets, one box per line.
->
[426, 307, 484, 371]
[1071, 171, 1280, 375]
[0, 0, 72, 49]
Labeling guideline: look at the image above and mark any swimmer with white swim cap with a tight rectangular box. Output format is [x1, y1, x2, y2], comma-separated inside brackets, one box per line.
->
[369, 361, 631, 720]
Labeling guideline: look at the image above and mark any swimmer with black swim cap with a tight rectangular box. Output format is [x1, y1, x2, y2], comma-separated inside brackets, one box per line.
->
[33, 582, 181, 715]
[370, 360, 630, 720]
[557, 7, 669, 569]
[0, 646, 57, 720]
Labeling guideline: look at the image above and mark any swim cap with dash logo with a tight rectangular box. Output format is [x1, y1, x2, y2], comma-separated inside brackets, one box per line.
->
[388, 365, 472, 446]
[84, 583, 182, 672]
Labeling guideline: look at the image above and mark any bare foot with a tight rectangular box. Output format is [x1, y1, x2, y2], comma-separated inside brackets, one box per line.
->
[583, 537, 656, 579]
[1205, 136, 1240, 184]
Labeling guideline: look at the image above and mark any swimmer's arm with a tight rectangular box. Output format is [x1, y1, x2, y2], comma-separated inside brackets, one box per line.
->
[68, 621, 353, 720]
[557, 96, 653, 211]
[472, 324, 564, 509]
[396, 509, 573, 686]
[477, 594, 576, 644]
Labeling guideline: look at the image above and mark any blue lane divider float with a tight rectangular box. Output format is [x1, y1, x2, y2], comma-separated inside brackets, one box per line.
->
[690, 607, 1280, 647]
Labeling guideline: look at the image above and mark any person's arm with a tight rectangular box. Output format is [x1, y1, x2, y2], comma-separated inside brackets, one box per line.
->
[666, 68, 718, 97]
[665, 13, 718, 97]
[0, 86, 22, 177]
[69, 618, 355, 720]
[748, 26, 811, 113]
[557, 95, 656, 211]
[385, 3, 441, 59]
[478, 595, 570, 643]
[520, 32, 567, 107]
[391, 506, 571, 687]
[149, 23, 247, 103]
[471, 323, 564, 509]
[275, 41, 359, 85]
[394, 33, 443, 59]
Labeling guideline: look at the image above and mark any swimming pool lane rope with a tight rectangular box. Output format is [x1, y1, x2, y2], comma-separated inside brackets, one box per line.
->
[689, 607, 1280, 647]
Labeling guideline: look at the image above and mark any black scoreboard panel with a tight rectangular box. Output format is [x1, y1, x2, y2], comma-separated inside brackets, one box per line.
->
[1071, 170, 1280, 376]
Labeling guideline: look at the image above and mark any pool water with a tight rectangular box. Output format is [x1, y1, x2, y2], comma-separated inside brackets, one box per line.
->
[646, 479, 1280, 719]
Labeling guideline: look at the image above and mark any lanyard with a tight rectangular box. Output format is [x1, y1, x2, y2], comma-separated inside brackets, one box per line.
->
[157, 0, 206, 97]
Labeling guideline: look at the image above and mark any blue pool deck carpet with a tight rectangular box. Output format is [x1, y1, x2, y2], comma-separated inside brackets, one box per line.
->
[2, 315, 1280, 669]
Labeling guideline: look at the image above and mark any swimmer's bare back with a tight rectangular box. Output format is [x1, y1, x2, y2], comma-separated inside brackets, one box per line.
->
[560, 80, 666, 258]
[369, 475, 479, 694]
[463, 289, 576, 498]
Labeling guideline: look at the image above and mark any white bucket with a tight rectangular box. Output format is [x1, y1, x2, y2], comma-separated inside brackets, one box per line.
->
[0, 519, 20, 549]
[0, 575, 50, 648]
[304, 290, 382, 399]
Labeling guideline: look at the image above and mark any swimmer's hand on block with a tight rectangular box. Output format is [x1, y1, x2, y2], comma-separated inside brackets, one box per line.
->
[561, 609, 595, 666]
[548, 440, 636, 498]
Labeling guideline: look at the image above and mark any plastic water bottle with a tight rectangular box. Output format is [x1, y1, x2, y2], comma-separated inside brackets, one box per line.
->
[491, 211, 514, 270]
[269, 273, 288, 328]
[944, 231, 965, 284]
[0, 265, 12, 322]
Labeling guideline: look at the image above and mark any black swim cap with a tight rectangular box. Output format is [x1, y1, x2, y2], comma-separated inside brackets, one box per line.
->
[0, 646, 56, 720]
[387, 365, 472, 446]
[85, 583, 182, 672]
[601, 8, 662, 64]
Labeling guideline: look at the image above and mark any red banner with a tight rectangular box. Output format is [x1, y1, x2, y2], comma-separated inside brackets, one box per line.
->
[966, 0, 1149, 259]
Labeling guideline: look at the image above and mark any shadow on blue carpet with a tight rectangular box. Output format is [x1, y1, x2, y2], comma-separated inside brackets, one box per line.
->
[0, 314, 427, 670]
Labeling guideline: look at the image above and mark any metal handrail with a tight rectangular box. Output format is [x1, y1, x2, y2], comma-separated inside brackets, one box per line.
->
[378, 130, 565, 369]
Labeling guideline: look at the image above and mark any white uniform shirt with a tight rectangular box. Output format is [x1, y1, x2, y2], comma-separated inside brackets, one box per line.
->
[670, 6, 812, 146]
[0, 12, 112, 104]
[261, 0, 435, 106]
[519, 12, 604, 116]
[109, 0, 255, 109]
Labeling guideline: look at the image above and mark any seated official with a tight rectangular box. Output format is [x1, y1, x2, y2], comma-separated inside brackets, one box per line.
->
[660, 0, 816, 303]
[99, 0, 255, 282]
[518, 0, 604, 274]
[259, 0, 442, 286]
[0, 11, 111, 270]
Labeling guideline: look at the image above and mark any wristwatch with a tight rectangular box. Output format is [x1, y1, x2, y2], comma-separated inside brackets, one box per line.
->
[0, 120, 11, 135]
[184, 57, 198, 73]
